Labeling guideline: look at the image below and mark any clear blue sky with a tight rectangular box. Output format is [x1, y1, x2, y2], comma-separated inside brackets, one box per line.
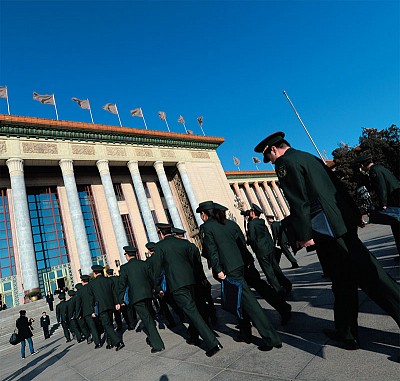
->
[1, 1, 399, 171]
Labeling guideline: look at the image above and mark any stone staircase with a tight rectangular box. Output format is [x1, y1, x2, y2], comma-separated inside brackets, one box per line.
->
[0, 298, 60, 353]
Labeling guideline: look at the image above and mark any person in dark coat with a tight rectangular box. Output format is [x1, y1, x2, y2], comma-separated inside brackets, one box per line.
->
[254, 131, 400, 350]
[16, 310, 38, 358]
[46, 291, 54, 311]
[76, 275, 101, 348]
[198, 201, 282, 352]
[66, 290, 84, 343]
[74, 283, 92, 344]
[88, 265, 124, 351]
[247, 204, 292, 296]
[357, 155, 400, 256]
[118, 246, 165, 353]
[40, 311, 51, 339]
[56, 293, 72, 343]
[151, 223, 222, 357]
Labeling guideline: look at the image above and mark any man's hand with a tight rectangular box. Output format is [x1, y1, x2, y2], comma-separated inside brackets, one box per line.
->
[217, 271, 226, 280]
[159, 291, 164, 298]
[115, 304, 120, 311]
[91, 313, 96, 318]
[358, 219, 366, 228]
[297, 239, 315, 248]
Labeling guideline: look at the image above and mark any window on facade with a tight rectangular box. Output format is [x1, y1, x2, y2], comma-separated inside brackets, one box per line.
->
[77, 185, 106, 262]
[113, 183, 125, 201]
[0, 189, 15, 278]
[27, 187, 69, 270]
[121, 214, 138, 248]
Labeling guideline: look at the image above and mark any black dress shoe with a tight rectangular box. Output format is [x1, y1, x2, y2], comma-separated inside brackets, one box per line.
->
[94, 344, 102, 349]
[233, 335, 251, 344]
[66, 339, 72, 343]
[115, 342, 125, 351]
[77, 338, 84, 343]
[186, 337, 200, 346]
[323, 329, 360, 350]
[151, 347, 164, 353]
[258, 344, 273, 351]
[205, 343, 223, 357]
[106, 344, 114, 349]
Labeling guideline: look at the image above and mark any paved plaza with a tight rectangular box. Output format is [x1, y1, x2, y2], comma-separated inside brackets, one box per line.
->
[1, 224, 399, 381]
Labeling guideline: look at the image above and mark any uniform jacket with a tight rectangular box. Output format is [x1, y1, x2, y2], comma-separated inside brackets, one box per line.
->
[16, 316, 33, 339]
[275, 148, 361, 242]
[247, 218, 275, 258]
[271, 221, 290, 247]
[56, 301, 69, 323]
[76, 284, 94, 318]
[118, 258, 154, 304]
[369, 164, 400, 207]
[66, 296, 78, 319]
[152, 235, 202, 293]
[40, 315, 50, 328]
[201, 217, 244, 275]
[46, 293, 54, 304]
[88, 275, 118, 314]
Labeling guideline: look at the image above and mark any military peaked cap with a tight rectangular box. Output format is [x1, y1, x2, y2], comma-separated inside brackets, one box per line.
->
[80, 274, 90, 282]
[254, 131, 285, 163]
[67, 290, 76, 296]
[251, 203, 263, 214]
[196, 200, 214, 213]
[145, 242, 156, 251]
[265, 214, 275, 219]
[75, 283, 83, 290]
[106, 268, 114, 275]
[58, 293, 66, 300]
[213, 202, 228, 211]
[123, 245, 138, 253]
[172, 227, 186, 236]
[155, 223, 173, 234]
[91, 264, 104, 272]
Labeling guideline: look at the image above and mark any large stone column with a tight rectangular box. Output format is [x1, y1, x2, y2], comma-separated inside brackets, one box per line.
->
[127, 160, 159, 242]
[153, 161, 183, 229]
[243, 182, 257, 205]
[253, 182, 274, 216]
[262, 181, 284, 219]
[176, 161, 203, 227]
[96, 160, 129, 263]
[271, 181, 290, 216]
[59, 159, 93, 274]
[6, 158, 39, 291]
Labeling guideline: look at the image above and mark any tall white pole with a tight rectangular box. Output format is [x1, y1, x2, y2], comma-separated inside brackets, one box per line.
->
[88, 106, 94, 124]
[164, 119, 170, 132]
[142, 109, 148, 129]
[283, 90, 326, 164]
[182, 122, 188, 134]
[115, 104, 122, 127]
[6, 90, 10, 115]
[199, 125, 205, 136]
[53, 94, 59, 120]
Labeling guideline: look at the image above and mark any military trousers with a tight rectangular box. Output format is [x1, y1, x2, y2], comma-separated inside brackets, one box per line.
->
[77, 317, 90, 339]
[99, 310, 121, 346]
[135, 299, 164, 351]
[172, 285, 219, 350]
[69, 319, 83, 341]
[227, 266, 282, 347]
[60, 321, 71, 341]
[83, 315, 101, 346]
[276, 244, 298, 266]
[318, 230, 400, 341]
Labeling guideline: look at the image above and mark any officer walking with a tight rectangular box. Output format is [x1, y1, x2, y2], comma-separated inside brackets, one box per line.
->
[56, 293, 72, 343]
[254, 131, 400, 349]
[118, 245, 165, 353]
[88, 265, 125, 351]
[151, 223, 222, 357]
[66, 290, 85, 343]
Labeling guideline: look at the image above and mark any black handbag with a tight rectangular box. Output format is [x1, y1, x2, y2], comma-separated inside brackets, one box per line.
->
[10, 330, 20, 345]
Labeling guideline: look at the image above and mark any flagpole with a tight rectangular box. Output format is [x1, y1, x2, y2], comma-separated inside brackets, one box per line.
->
[115, 104, 122, 127]
[255, 164, 259, 170]
[53, 94, 59, 120]
[199, 125, 205, 136]
[182, 123, 188, 134]
[5, 87, 10, 115]
[164, 119, 170, 132]
[88, 104, 94, 124]
[141, 110, 148, 129]
[283, 90, 326, 164]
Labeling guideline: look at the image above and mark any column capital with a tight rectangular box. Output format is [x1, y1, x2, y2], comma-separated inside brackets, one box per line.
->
[59, 159, 74, 175]
[176, 161, 187, 172]
[127, 160, 139, 174]
[6, 158, 24, 176]
[153, 160, 165, 173]
[96, 159, 110, 175]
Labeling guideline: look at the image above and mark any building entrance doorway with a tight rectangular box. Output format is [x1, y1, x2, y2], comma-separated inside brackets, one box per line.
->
[38, 264, 73, 295]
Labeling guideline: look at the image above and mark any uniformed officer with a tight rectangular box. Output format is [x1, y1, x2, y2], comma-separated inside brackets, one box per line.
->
[198, 201, 282, 351]
[74, 283, 92, 344]
[76, 275, 102, 348]
[254, 131, 400, 349]
[56, 293, 72, 343]
[152, 222, 222, 357]
[106, 268, 124, 331]
[88, 265, 124, 351]
[66, 290, 84, 343]
[118, 245, 165, 353]
[356, 154, 400, 256]
[266, 215, 299, 269]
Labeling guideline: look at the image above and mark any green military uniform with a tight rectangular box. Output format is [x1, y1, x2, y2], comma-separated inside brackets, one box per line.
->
[270, 220, 298, 268]
[66, 290, 84, 342]
[76, 278, 101, 347]
[88, 271, 122, 348]
[152, 232, 219, 351]
[74, 283, 91, 342]
[269, 144, 400, 343]
[56, 295, 71, 342]
[118, 255, 164, 351]
[247, 217, 291, 294]
[369, 164, 400, 253]
[201, 215, 282, 348]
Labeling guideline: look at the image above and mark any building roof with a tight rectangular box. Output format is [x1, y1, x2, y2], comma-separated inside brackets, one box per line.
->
[0, 115, 224, 150]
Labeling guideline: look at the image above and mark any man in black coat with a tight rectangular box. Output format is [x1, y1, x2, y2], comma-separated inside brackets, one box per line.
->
[255, 131, 400, 350]
[40, 311, 51, 339]
[88, 265, 124, 351]
[45, 291, 54, 311]
[56, 293, 72, 343]
[66, 290, 84, 343]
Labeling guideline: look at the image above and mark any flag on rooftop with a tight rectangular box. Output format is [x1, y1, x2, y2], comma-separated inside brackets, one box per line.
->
[197, 116, 203, 126]
[130, 108, 143, 117]
[252, 157, 261, 164]
[102, 103, 118, 115]
[233, 156, 240, 166]
[158, 111, 166, 120]
[0, 86, 8, 98]
[33, 92, 55, 105]
[178, 115, 185, 124]
[72, 97, 90, 110]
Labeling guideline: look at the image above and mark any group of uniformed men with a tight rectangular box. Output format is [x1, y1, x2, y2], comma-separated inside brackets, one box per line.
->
[55, 130, 399, 357]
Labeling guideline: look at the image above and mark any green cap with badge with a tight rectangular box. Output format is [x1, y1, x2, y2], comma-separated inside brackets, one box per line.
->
[254, 131, 285, 163]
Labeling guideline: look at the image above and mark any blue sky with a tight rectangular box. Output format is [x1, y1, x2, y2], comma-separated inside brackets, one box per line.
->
[1, 1, 399, 171]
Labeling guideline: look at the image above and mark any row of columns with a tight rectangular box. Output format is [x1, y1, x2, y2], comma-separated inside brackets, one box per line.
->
[232, 180, 290, 219]
[5, 158, 200, 291]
